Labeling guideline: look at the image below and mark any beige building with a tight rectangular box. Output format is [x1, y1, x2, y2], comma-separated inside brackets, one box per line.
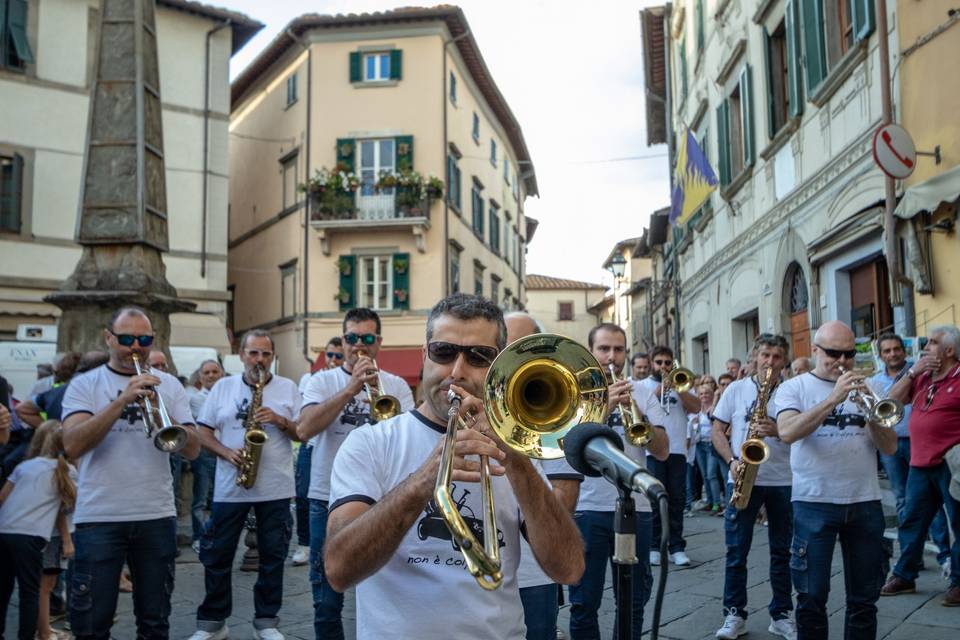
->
[600, 237, 653, 351]
[228, 7, 536, 384]
[524, 274, 607, 342]
[0, 0, 261, 345]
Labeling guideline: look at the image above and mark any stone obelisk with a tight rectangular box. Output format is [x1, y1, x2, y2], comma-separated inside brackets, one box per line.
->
[46, 0, 194, 355]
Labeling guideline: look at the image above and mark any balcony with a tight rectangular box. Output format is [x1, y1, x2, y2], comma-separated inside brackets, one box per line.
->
[310, 192, 431, 255]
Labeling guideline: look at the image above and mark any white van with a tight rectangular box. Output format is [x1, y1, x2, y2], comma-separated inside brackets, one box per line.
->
[0, 341, 58, 400]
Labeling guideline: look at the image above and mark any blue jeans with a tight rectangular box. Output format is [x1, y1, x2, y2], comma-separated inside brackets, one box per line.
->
[519, 583, 559, 640]
[310, 499, 344, 640]
[880, 437, 951, 563]
[892, 462, 960, 586]
[696, 442, 723, 506]
[0, 533, 45, 640]
[723, 483, 793, 620]
[791, 501, 885, 640]
[191, 450, 217, 542]
[569, 510, 653, 640]
[648, 454, 686, 553]
[685, 462, 699, 509]
[196, 499, 292, 629]
[170, 454, 183, 512]
[69, 517, 177, 640]
[295, 445, 313, 546]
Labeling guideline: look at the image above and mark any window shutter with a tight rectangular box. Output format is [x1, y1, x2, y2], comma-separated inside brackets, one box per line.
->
[800, 0, 827, 94]
[0, 1, 7, 46]
[740, 65, 755, 167]
[851, 0, 876, 42]
[679, 43, 688, 101]
[716, 102, 730, 186]
[392, 252, 410, 310]
[785, 0, 804, 118]
[3, 154, 24, 233]
[8, 0, 34, 63]
[763, 28, 776, 139]
[395, 135, 414, 171]
[454, 166, 462, 210]
[696, 0, 705, 52]
[338, 255, 356, 311]
[336, 138, 355, 172]
[349, 51, 361, 83]
[390, 49, 403, 80]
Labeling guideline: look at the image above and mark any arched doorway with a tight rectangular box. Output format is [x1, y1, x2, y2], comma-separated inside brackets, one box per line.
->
[785, 264, 811, 358]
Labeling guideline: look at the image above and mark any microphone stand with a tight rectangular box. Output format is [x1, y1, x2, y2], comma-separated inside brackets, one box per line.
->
[613, 487, 637, 640]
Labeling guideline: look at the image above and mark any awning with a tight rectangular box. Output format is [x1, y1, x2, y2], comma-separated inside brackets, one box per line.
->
[376, 348, 423, 387]
[169, 313, 231, 354]
[895, 165, 960, 219]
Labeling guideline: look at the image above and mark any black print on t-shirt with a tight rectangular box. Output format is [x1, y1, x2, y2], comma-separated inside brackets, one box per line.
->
[235, 398, 250, 422]
[417, 483, 505, 552]
[823, 407, 866, 430]
[340, 397, 372, 427]
[607, 411, 624, 428]
[112, 390, 143, 425]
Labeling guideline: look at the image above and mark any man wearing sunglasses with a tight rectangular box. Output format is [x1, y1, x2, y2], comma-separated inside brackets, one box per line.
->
[881, 325, 960, 606]
[61, 306, 200, 639]
[297, 308, 415, 639]
[776, 320, 897, 639]
[323, 294, 583, 640]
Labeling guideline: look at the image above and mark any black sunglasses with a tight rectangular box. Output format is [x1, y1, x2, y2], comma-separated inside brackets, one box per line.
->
[427, 342, 499, 367]
[344, 332, 378, 346]
[326, 351, 344, 360]
[110, 330, 154, 348]
[815, 344, 857, 360]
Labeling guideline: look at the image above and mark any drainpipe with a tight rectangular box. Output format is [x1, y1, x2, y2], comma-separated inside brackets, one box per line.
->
[442, 30, 472, 295]
[202, 20, 231, 278]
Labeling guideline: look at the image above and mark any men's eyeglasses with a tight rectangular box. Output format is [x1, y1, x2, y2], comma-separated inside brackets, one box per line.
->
[326, 351, 344, 360]
[110, 330, 154, 348]
[815, 344, 857, 360]
[245, 349, 274, 358]
[427, 342, 499, 368]
[344, 332, 378, 346]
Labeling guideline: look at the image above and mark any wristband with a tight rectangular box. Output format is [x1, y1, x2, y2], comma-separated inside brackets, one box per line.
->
[907, 368, 917, 379]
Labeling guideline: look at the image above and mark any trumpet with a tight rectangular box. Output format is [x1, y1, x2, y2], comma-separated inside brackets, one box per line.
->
[838, 366, 904, 428]
[435, 333, 607, 589]
[357, 349, 401, 422]
[660, 360, 695, 415]
[131, 353, 189, 453]
[607, 363, 654, 446]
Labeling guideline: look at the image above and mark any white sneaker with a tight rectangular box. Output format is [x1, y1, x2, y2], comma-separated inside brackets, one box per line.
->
[649, 551, 661, 566]
[941, 558, 952, 580]
[768, 617, 798, 640]
[252, 627, 284, 640]
[291, 545, 309, 566]
[191, 540, 201, 554]
[188, 626, 228, 640]
[670, 551, 691, 566]
[716, 613, 747, 639]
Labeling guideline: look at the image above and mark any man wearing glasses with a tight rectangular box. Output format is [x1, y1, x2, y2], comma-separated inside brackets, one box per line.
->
[881, 325, 960, 606]
[776, 320, 897, 639]
[322, 294, 583, 639]
[61, 306, 200, 639]
[297, 308, 415, 639]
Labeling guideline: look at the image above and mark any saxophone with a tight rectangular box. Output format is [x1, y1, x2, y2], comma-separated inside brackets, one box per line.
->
[236, 365, 268, 489]
[729, 368, 774, 510]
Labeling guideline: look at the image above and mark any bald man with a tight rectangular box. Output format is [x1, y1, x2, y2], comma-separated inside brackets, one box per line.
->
[776, 321, 896, 639]
[790, 357, 812, 378]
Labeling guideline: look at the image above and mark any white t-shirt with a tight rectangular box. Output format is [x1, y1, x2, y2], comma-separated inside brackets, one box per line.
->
[189, 387, 210, 420]
[197, 374, 300, 503]
[685, 417, 698, 464]
[712, 376, 792, 487]
[575, 410, 654, 513]
[61, 364, 194, 524]
[0, 458, 75, 540]
[640, 376, 689, 455]
[774, 372, 879, 504]
[329, 410, 526, 640]
[300, 366, 415, 501]
[298, 372, 312, 395]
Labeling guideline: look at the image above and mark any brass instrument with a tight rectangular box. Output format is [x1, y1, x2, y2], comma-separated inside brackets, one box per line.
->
[838, 366, 905, 429]
[130, 353, 189, 453]
[730, 368, 774, 510]
[236, 365, 268, 489]
[357, 349, 401, 422]
[435, 333, 607, 589]
[607, 363, 653, 446]
[660, 360, 695, 415]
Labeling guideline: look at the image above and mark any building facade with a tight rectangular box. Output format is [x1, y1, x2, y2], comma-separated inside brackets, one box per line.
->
[599, 237, 653, 352]
[227, 7, 535, 383]
[524, 274, 607, 341]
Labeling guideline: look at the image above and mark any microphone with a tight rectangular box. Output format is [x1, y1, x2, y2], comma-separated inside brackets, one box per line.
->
[564, 423, 667, 500]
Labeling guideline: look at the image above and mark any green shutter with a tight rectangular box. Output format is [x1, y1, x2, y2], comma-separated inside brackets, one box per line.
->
[785, 0, 804, 118]
[680, 42, 688, 101]
[741, 65, 755, 167]
[1, 154, 23, 233]
[338, 255, 356, 311]
[349, 51, 361, 82]
[390, 49, 403, 80]
[0, 1, 7, 46]
[392, 252, 410, 310]
[395, 135, 413, 171]
[8, 0, 34, 64]
[696, 0, 705, 52]
[764, 28, 776, 139]
[800, 0, 827, 94]
[716, 102, 730, 186]
[852, 0, 876, 42]
[336, 138, 355, 172]
[454, 166, 462, 210]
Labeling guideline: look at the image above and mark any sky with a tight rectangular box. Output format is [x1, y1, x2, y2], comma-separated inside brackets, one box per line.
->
[224, 0, 671, 289]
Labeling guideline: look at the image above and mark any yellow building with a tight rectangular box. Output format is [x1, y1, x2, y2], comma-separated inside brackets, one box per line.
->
[227, 7, 535, 383]
[524, 274, 607, 342]
[600, 237, 652, 352]
[894, 1, 960, 333]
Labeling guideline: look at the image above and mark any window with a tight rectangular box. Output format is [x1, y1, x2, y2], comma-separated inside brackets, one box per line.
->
[716, 65, 754, 186]
[1, 154, 23, 233]
[450, 244, 461, 293]
[826, 0, 856, 65]
[503, 288, 512, 310]
[503, 157, 510, 184]
[558, 301, 574, 321]
[490, 139, 497, 167]
[513, 174, 520, 202]
[364, 52, 391, 81]
[359, 139, 395, 196]
[693, 333, 709, 375]
[472, 112, 480, 143]
[281, 152, 298, 210]
[503, 213, 512, 266]
[358, 256, 394, 310]
[488, 202, 500, 254]
[471, 182, 484, 238]
[280, 261, 297, 318]
[766, 21, 790, 135]
[801, 0, 875, 95]
[446, 154, 462, 211]
[449, 71, 457, 105]
[474, 261, 485, 296]
[490, 275, 500, 304]
[286, 73, 298, 106]
[1, 0, 35, 72]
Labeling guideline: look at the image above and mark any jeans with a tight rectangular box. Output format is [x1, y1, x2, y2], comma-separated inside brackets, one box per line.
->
[309, 499, 344, 640]
[879, 437, 951, 564]
[648, 454, 686, 553]
[892, 462, 960, 587]
[685, 462, 701, 509]
[569, 510, 653, 640]
[0, 533, 45, 640]
[196, 499, 292, 630]
[69, 517, 177, 640]
[169, 454, 183, 513]
[191, 450, 217, 542]
[696, 442, 724, 506]
[295, 445, 313, 546]
[723, 483, 793, 620]
[791, 501, 885, 640]
[519, 583, 560, 640]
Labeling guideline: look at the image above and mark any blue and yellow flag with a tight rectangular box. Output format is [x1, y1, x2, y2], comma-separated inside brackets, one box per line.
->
[669, 128, 718, 226]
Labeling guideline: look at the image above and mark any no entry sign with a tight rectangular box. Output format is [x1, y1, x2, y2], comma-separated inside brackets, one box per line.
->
[872, 123, 917, 179]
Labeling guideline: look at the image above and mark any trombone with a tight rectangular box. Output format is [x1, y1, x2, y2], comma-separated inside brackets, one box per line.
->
[131, 353, 189, 453]
[660, 360, 695, 415]
[838, 366, 905, 428]
[435, 333, 607, 589]
[607, 363, 654, 446]
[356, 349, 401, 422]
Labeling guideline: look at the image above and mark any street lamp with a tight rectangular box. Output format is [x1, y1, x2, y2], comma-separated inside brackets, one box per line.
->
[607, 253, 627, 326]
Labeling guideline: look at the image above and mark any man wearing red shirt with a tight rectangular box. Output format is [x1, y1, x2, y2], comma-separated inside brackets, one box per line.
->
[881, 325, 960, 606]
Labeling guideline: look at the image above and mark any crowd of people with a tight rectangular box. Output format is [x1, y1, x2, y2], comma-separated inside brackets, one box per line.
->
[0, 296, 958, 640]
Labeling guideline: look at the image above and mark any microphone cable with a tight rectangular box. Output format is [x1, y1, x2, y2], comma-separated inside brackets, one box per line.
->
[650, 494, 670, 640]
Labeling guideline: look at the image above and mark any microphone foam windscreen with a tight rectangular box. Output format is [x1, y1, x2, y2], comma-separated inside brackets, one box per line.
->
[563, 422, 624, 477]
